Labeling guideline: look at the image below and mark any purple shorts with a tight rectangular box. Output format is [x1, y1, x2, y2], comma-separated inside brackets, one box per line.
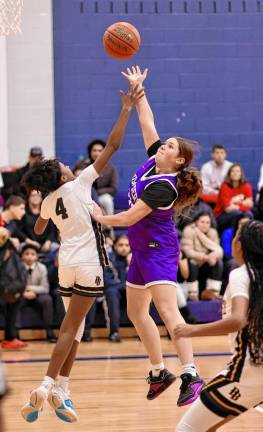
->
[126, 249, 179, 289]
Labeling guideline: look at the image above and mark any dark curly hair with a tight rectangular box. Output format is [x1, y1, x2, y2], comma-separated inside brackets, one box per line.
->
[239, 220, 263, 364]
[20, 159, 62, 194]
[172, 137, 202, 211]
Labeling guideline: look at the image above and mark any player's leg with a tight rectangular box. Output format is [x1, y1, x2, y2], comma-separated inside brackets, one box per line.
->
[127, 253, 176, 399]
[21, 293, 94, 423]
[127, 285, 176, 400]
[151, 283, 204, 406]
[47, 264, 104, 422]
[175, 397, 234, 432]
[47, 296, 85, 423]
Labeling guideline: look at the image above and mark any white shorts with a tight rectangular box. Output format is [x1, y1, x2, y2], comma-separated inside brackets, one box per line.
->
[58, 265, 104, 298]
[202, 361, 263, 415]
[176, 361, 263, 432]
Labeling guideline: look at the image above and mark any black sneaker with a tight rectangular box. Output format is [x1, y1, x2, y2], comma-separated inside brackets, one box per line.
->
[47, 329, 57, 343]
[109, 332, 121, 342]
[146, 368, 176, 400]
[177, 373, 204, 406]
[82, 333, 93, 342]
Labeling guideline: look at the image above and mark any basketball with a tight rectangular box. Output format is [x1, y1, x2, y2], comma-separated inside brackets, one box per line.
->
[103, 22, 141, 60]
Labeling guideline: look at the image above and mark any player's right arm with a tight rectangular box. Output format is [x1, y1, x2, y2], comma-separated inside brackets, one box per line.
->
[93, 84, 144, 175]
[121, 66, 159, 150]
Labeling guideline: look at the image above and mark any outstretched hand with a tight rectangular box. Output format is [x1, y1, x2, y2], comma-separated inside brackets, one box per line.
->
[121, 65, 148, 88]
[174, 323, 196, 338]
[90, 201, 105, 224]
[120, 84, 145, 109]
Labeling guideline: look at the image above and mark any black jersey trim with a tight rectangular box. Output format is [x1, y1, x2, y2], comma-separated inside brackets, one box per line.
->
[91, 220, 109, 268]
[226, 327, 249, 381]
[200, 388, 246, 418]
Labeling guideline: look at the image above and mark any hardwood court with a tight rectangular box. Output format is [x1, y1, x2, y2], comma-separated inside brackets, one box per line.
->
[1, 334, 263, 432]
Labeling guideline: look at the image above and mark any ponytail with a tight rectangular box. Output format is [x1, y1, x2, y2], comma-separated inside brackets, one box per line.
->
[174, 167, 202, 211]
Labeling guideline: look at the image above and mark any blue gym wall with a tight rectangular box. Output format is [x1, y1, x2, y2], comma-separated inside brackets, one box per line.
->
[53, 0, 263, 192]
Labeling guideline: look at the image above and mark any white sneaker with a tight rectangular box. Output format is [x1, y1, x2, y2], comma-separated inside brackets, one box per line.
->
[48, 385, 78, 423]
[21, 387, 48, 423]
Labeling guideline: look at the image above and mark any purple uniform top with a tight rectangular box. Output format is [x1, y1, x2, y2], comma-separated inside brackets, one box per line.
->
[128, 155, 179, 252]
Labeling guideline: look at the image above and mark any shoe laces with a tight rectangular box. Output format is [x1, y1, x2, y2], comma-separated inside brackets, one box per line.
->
[179, 374, 192, 392]
[53, 384, 70, 399]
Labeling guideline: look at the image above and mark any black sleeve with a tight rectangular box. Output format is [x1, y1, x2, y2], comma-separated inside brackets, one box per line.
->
[140, 181, 177, 210]
[147, 140, 162, 157]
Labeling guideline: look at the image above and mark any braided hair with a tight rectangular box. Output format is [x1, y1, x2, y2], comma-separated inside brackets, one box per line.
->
[21, 159, 62, 194]
[239, 220, 263, 364]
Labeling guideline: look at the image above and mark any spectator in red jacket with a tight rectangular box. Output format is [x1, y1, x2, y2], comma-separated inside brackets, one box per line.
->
[214, 163, 253, 232]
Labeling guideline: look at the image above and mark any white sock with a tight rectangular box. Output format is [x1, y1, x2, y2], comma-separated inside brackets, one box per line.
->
[182, 363, 197, 377]
[151, 362, 165, 377]
[39, 376, 55, 395]
[57, 375, 69, 393]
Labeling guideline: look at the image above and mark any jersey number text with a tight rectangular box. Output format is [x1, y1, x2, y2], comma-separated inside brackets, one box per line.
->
[56, 198, 69, 219]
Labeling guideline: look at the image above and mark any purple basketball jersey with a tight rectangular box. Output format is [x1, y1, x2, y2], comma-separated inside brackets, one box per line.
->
[128, 155, 179, 252]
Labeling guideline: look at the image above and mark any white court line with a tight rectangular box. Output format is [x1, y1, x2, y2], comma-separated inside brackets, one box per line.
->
[254, 406, 263, 414]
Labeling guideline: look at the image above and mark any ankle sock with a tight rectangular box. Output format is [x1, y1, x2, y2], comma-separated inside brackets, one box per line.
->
[151, 362, 165, 377]
[182, 363, 197, 377]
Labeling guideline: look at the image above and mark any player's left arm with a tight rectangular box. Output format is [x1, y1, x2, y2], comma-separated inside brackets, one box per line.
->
[94, 85, 144, 175]
[174, 296, 248, 338]
[92, 199, 152, 227]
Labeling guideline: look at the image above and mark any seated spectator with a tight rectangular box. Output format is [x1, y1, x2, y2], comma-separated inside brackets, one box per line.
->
[0, 195, 25, 250]
[176, 253, 197, 323]
[181, 212, 224, 300]
[175, 197, 217, 233]
[110, 235, 131, 285]
[86, 139, 118, 215]
[200, 144, 232, 205]
[214, 163, 253, 233]
[83, 235, 130, 342]
[20, 244, 56, 342]
[17, 190, 58, 253]
[0, 230, 28, 349]
[1, 147, 43, 200]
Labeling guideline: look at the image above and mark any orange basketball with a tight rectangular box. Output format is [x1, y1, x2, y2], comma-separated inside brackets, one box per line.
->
[103, 22, 141, 60]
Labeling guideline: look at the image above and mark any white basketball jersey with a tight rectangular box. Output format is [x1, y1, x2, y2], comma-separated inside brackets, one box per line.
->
[40, 165, 108, 267]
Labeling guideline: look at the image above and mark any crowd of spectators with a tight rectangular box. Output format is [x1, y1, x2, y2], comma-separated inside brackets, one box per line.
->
[0, 140, 262, 349]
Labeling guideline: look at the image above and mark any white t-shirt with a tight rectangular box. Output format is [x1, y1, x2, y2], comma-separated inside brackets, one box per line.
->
[224, 265, 250, 354]
[40, 165, 102, 267]
[201, 160, 233, 195]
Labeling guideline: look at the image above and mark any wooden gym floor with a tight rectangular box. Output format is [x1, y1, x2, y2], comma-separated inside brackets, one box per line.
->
[1, 331, 263, 432]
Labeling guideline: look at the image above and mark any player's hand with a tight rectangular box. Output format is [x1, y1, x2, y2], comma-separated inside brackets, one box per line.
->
[0, 227, 9, 246]
[121, 65, 148, 88]
[174, 323, 195, 338]
[90, 201, 105, 224]
[120, 84, 145, 109]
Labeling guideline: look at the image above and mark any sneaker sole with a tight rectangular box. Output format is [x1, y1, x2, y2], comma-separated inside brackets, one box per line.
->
[177, 382, 204, 407]
[147, 375, 176, 400]
[21, 389, 45, 422]
[48, 393, 78, 423]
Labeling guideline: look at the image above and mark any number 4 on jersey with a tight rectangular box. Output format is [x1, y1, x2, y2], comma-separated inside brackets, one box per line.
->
[56, 197, 69, 219]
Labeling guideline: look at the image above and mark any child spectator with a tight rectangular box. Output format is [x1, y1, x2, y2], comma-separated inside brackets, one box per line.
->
[20, 244, 56, 342]
[181, 212, 224, 300]
[110, 235, 131, 285]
